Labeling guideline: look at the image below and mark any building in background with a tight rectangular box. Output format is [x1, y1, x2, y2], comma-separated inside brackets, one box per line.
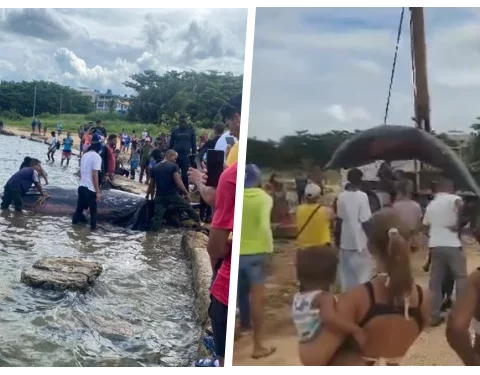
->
[76, 87, 99, 103]
[95, 91, 130, 114]
[75, 88, 130, 114]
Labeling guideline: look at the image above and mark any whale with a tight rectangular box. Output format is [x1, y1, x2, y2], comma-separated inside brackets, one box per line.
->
[4, 185, 200, 231]
[325, 124, 480, 196]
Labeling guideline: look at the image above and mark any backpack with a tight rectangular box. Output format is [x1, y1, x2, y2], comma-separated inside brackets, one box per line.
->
[56, 140, 61, 150]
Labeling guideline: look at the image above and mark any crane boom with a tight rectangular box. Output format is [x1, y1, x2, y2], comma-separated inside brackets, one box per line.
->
[410, 7, 431, 133]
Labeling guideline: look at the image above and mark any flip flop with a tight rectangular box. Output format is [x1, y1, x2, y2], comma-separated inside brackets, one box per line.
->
[252, 347, 276, 360]
[194, 358, 219, 367]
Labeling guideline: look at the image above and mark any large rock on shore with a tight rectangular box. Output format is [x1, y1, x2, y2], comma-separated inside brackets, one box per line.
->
[21, 258, 103, 292]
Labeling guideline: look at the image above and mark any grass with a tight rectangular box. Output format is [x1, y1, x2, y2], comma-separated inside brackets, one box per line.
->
[4, 113, 172, 137]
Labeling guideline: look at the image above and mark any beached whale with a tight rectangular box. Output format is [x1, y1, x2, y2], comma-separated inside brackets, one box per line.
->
[325, 124, 480, 196]
[5, 185, 199, 231]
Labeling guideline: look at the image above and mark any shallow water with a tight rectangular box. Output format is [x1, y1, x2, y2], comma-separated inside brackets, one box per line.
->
[0, 135, 200, 367]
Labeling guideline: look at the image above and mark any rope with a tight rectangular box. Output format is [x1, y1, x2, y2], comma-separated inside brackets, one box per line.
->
[383, 7, 405, 125]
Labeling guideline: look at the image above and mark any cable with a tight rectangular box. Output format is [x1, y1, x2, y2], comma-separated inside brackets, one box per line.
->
[383, 7, 405, 125]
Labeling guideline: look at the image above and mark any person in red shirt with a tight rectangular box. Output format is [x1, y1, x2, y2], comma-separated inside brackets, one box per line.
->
[207, 162, 237, 367]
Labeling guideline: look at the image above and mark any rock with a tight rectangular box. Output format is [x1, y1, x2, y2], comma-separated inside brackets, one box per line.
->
[181, 231, 212, 360]
[21, 258, 103, 292]
[89, 315, 134, 339]
[181, 231, 211, 323]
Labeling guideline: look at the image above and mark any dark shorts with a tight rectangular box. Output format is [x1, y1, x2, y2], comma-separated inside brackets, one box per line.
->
[239, 254, 268, 284]
[62, 150, 72, 159]
[120, 141, 125, 146]
[209, 295, 228, 358]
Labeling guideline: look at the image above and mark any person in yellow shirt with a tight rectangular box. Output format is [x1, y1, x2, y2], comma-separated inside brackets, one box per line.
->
[237, 164, 276, 359]
[296, 183, 334, 249]
[226, 141, 238, 166]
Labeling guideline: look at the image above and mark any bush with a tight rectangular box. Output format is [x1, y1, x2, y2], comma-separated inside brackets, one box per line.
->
[0, 109, 22, 121]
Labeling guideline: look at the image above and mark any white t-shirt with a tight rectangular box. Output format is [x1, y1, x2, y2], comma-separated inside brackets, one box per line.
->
[49, 137, 57, 151]
[337, 190, 372, 251]
[32, 170, 40, 183]
[215, 131, 238, 155]
[423, 192, 462, 248]
[79, 151, 102, 193]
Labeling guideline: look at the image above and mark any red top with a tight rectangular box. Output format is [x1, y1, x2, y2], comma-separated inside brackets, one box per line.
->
[210, 162, 237, 306]
[106, 145, 116, 175]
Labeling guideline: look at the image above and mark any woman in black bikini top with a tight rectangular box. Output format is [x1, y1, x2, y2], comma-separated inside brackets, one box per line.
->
[300, 208, 430, 366]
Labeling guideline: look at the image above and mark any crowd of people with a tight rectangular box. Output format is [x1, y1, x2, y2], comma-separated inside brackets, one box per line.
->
[235, 161, 480, 366]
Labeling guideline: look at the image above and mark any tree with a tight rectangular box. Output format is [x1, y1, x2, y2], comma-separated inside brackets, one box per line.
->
[247, 129, 464, 171]
[0, 80, 93, 116]
[124, 70, 243, 129]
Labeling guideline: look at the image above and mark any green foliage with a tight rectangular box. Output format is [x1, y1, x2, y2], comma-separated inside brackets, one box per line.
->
[247, 129, 464, 171]
[0, 80, 94, 116]
[0, 70, 242, 135]
[124, 70, 243, 130]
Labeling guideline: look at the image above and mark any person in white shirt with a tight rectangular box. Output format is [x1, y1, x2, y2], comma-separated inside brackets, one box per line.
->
[215, 129, 238, 155]
[423, 178, 467, 326]
[47, 131, 58, 163]
[335, 168, 373, 292]
[72, 140, 102, 230]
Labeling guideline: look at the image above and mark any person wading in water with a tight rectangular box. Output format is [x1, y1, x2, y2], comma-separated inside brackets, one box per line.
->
[72, 139, 102, 231]
[1, 159, 48, 212]
[147, 149, 200, 231]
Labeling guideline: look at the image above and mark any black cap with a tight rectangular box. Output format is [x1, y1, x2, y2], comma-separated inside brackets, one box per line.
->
[220, 93, 242, 121]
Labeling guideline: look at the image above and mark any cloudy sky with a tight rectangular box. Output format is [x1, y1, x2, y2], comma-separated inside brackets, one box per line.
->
[249, 7, 480, 140]
[0, 8, 247, 95]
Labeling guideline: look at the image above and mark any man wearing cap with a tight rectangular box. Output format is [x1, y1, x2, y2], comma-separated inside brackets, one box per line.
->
[169, 115, 196, 190]
[237, 164, 276, 359]
[189, 94, 242, 208]
[216, 95, 241, 166]
[296, 183, 334, 250]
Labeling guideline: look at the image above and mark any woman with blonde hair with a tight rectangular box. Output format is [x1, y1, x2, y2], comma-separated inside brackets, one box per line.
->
[298, 208, 431, 366]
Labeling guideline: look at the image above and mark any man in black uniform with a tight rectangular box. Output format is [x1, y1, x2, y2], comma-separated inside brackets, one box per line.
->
[169, 114, 196, 189]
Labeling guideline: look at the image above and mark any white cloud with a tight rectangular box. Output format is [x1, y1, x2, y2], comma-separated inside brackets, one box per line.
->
[249, 7, 480, 140]
[0, 8, 246, 95]
[324, 104, 372, 123]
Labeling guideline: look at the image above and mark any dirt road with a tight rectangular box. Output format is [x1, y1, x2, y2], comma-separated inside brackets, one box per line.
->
[233, 236, 480, 366]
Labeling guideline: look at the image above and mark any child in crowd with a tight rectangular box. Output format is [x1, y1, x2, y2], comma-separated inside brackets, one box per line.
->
[61, 132, 74, 167]
[129, 145, 140, 180]
[292, 246, 366, 364]
[47, 131, 58, 163]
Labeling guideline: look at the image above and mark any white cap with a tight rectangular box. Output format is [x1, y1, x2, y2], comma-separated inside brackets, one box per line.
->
[305, 183, 321, 199]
